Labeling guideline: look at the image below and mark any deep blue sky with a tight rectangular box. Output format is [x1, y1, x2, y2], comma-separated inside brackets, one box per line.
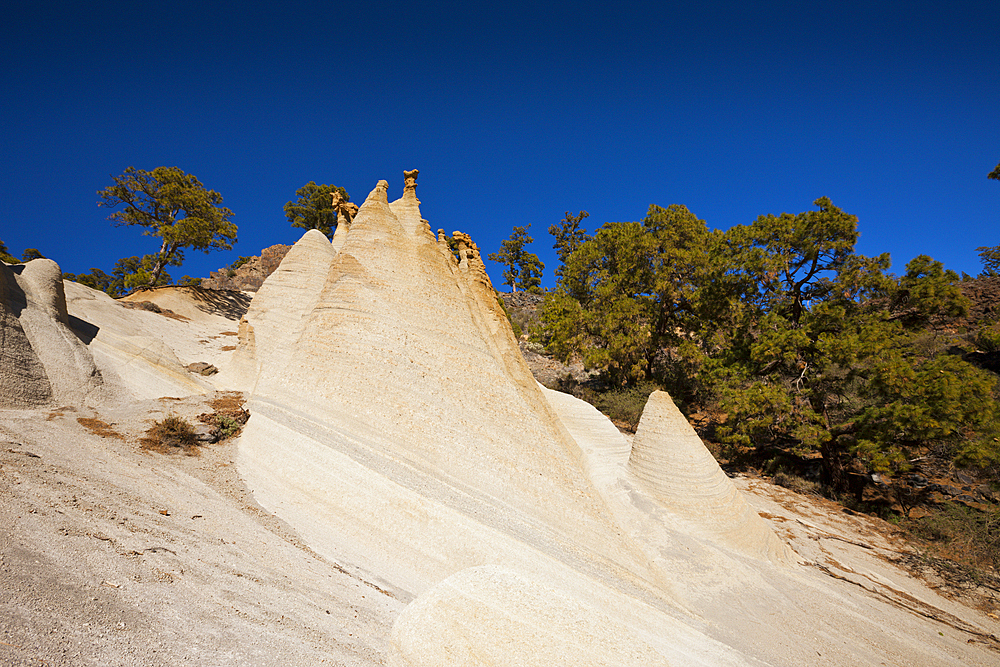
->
[2, 1, 998, 288]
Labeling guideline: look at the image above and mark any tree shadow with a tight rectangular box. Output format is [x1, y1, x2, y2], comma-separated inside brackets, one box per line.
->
[185, 286, 252, 321]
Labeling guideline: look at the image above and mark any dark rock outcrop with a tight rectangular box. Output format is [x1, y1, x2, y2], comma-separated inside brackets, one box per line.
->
[202, 245, 291, 292]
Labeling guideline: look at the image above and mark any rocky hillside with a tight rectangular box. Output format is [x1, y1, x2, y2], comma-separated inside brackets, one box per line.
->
[201, 244, 291, 292]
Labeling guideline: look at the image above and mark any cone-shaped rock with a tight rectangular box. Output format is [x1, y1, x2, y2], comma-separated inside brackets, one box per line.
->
[239, 176, 639, 597]
[628, 391, 798, 564]
[227, 228, 336, 389]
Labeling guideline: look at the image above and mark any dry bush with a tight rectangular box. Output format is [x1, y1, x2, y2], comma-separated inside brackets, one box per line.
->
[141, 415, 199, 455]
[197, 391, 249, 441]
[772, 471, 823, 496]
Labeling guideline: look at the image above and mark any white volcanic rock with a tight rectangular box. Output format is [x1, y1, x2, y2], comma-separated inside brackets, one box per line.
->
[237, 176, 825, 666]
[8, 173, 995, 666]
[225, 228, 336, 391]
[63, 281, 232, 400]
[0, 259, 104, 406]
[390, 565, 755, 667]
[235, 175, 1000, 667]
[239, 179, 643, 597]
[628, 390, 800, 564]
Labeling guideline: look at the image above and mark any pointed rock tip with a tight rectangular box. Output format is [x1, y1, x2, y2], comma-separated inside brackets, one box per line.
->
[299, 228, 332, 244]
[364, 180, 390, 205]
[639, 391, 696, 437]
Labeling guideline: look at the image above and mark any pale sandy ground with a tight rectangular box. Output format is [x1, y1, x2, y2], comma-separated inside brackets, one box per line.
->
[3, 403, 999, 665]
[1, 395, 403, 666]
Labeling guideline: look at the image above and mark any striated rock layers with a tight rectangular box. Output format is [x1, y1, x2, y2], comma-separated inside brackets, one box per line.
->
[0, 259, 104, 407]
[628, 390, 799, 564]
[236, 173, 809, 666]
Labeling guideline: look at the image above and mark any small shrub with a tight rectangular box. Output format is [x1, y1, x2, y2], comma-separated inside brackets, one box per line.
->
[217, 415, 242, 439]
[976, 321, 1000, 354]
[772, 471, 823, 496]
[197, 391, 249, 441]
[522, 341, 546, 355]
[142, 415, 199, 454]
[592, 381, 661, 432]
[905, 501, 1000, 573]
[229, 256, 253, 271]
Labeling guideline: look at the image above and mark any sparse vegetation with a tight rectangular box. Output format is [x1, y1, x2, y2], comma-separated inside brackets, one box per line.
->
[771, 470, 824, 496]
[141, 415, 199, 454]
[197, 391, 250, 441]
[77, 417, 124, 439]
[905, 502, 1000, 573]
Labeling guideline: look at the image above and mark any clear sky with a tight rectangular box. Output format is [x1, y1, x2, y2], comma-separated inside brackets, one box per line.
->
[2, 1, 998, 288]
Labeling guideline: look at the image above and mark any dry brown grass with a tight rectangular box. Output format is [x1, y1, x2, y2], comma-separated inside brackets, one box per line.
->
[198, 392, 249, 441]
[209, 391, 244, 413]
[140, 415, 200, 455]
[77, 417, 124, 439]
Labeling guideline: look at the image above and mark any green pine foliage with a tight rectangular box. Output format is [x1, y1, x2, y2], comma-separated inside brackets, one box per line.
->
[535, 197, 1000, 492]
[488, 224, 545, 294]
[284, 182, 350, 240]
[97, 166, 237, 289]
[0, 239, 19, 264]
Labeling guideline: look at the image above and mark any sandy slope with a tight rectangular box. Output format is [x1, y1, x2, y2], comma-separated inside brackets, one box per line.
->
[1, 395, 402, 666]
[3, 395, 998, 665]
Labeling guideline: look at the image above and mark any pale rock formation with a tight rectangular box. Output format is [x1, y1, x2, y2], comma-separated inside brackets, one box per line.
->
[628, 390, 800, 564]
[63, 282, 216, 400]
[236, 174, 803, 666]
[225, 228, 336, 391]
[2, 172, 993, 665]
[390, 566, 752, 667]
[232, 173, 990, 667]
[239, 175, 647, 598]
[0, 262, 52, 406]
[0, 259, 104, 407]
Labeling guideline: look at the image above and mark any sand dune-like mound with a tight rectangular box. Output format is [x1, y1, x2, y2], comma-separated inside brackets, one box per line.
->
[629, 390, 800, 563]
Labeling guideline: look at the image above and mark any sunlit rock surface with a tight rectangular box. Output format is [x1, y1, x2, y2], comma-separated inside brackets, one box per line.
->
[235, 174, 818, 666]
[6, 173, 995, 666]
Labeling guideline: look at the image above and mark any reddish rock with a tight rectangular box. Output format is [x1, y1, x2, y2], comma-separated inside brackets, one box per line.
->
[202, 244, 291, 292]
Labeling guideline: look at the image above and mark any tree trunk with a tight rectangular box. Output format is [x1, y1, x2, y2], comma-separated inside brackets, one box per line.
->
[148, 240, 172, 287]
[819, 439, 848, 494]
